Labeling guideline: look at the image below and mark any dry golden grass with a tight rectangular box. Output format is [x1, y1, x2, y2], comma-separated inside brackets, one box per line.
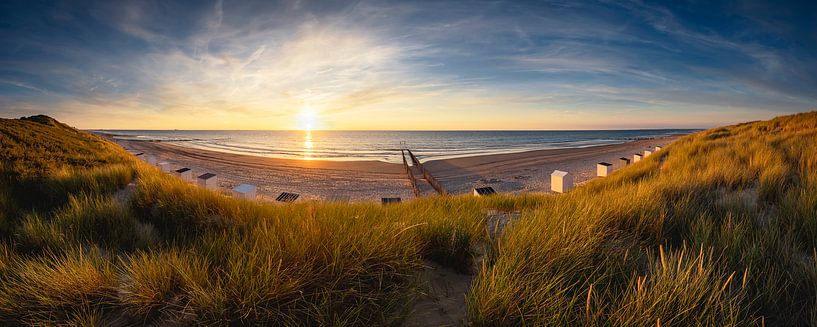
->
[1, 112, 816, 325]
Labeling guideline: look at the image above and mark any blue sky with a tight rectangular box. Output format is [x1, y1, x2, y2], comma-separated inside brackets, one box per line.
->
[1, 0, 815, 130]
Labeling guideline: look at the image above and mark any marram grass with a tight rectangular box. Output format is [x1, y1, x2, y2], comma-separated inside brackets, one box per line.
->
[1, 113, 816, 325]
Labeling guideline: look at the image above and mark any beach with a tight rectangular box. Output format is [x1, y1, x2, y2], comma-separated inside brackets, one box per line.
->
[116, 135, 683, 202]
[425, 135, 682, 195]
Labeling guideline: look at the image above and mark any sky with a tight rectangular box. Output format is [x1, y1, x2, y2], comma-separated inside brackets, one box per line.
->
[0, 0, 815, 130]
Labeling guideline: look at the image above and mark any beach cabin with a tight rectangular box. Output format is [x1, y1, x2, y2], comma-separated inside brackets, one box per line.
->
[232, 184, 257, 199]
[644, 149, 653, 157]
[197, 173, 218, 190]
[158, 161, 173, 172]
[143, 155, 157, 166]
[655, 145, 663, 151]
[276, 192, 300, 203]
[551, 170, 572, 193]
[473, 186, 497, 197]
[174, 168, 192, 181]
[597, 162, 612, 177]
[620, 157, 630, 166]
[633, 154, 643, 162]
[382, 197, 402, 205]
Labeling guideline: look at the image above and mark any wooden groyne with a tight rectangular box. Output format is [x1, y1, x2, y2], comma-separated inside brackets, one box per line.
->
[401, 149, 421, 197]
[405, 149, 447, 195]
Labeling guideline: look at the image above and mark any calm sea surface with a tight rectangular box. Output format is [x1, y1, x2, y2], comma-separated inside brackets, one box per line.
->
[97, 130, 697, 163]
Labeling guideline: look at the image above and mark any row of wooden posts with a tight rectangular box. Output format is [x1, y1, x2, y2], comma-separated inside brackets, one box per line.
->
[401, 149, 421, 197]
[405, 149, 447, 195]
[471, 145, 663, 196]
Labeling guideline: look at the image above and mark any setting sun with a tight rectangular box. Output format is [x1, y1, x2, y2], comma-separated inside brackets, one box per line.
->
[297, 106, 319, 131]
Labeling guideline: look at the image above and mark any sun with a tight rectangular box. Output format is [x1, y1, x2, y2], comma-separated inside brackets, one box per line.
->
[297, 106, 318, 131]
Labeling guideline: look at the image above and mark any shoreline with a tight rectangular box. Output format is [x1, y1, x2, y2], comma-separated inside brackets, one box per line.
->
[94, 130, 694, 164]
[110, 133, 687, 202]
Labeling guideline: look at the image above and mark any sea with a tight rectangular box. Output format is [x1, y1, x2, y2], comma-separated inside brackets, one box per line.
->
[96, 129, 697, 163]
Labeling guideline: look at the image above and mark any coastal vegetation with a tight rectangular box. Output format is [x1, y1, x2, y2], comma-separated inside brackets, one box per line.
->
[1, 112, 816, 325]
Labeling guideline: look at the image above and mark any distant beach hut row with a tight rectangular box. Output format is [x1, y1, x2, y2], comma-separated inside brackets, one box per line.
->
[125, 147, 310, 203]
[469, 144, 664, 196]
[554, 145, 664, 193]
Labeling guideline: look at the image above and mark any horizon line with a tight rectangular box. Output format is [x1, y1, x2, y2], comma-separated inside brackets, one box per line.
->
[88, 127, 704, 132]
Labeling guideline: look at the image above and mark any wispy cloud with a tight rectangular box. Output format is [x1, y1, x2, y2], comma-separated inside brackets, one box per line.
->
[0, 0, 814, 129]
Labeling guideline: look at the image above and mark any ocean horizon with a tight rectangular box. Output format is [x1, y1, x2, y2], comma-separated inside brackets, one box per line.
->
[95, 129, 698, 163]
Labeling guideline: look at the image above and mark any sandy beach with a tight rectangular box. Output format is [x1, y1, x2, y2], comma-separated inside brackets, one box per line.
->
[115, 135, 684, 202]
[425, 135, 682, 195]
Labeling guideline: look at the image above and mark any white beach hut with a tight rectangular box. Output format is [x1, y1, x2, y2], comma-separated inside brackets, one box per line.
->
[644, 149, 653, 157]
[551, 170, 572, 193]
[633, 154, 643, 163]
[197, 173, 218, 190]
[655, 145, 663, 151]
[232, 184, 257, 199]
[174, 168, 192, 182]
[597, 162, 612, 177]
[143, 154, 157, 166]
[157, 161, 173, 173]
[620, 157, 631, 166]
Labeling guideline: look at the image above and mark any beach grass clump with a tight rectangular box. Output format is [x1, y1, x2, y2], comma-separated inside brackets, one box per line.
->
[125, 173, 422, 323]
[608, 246, 752, 326]
[0, 248, 118, 325]
[467, 111, 817, 325]
[15, 194, 153, 253]
[117, 250, 212, 323]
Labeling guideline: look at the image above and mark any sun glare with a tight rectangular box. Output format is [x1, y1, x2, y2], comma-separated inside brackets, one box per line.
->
[297, 106, 318, 131]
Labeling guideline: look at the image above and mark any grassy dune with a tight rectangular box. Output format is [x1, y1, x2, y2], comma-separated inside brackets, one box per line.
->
[470, 112, 817, 325]
[1, 113, 816, 325]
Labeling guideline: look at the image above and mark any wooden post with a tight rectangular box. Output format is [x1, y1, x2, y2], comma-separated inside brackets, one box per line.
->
[401, 149, 420, 197]
[406, 149, 447, 195]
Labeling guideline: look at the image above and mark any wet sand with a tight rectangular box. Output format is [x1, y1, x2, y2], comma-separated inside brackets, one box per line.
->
[112, 134, 685, 202]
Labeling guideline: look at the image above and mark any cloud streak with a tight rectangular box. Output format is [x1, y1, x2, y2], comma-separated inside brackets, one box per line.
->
[0, 0, 814, 129]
